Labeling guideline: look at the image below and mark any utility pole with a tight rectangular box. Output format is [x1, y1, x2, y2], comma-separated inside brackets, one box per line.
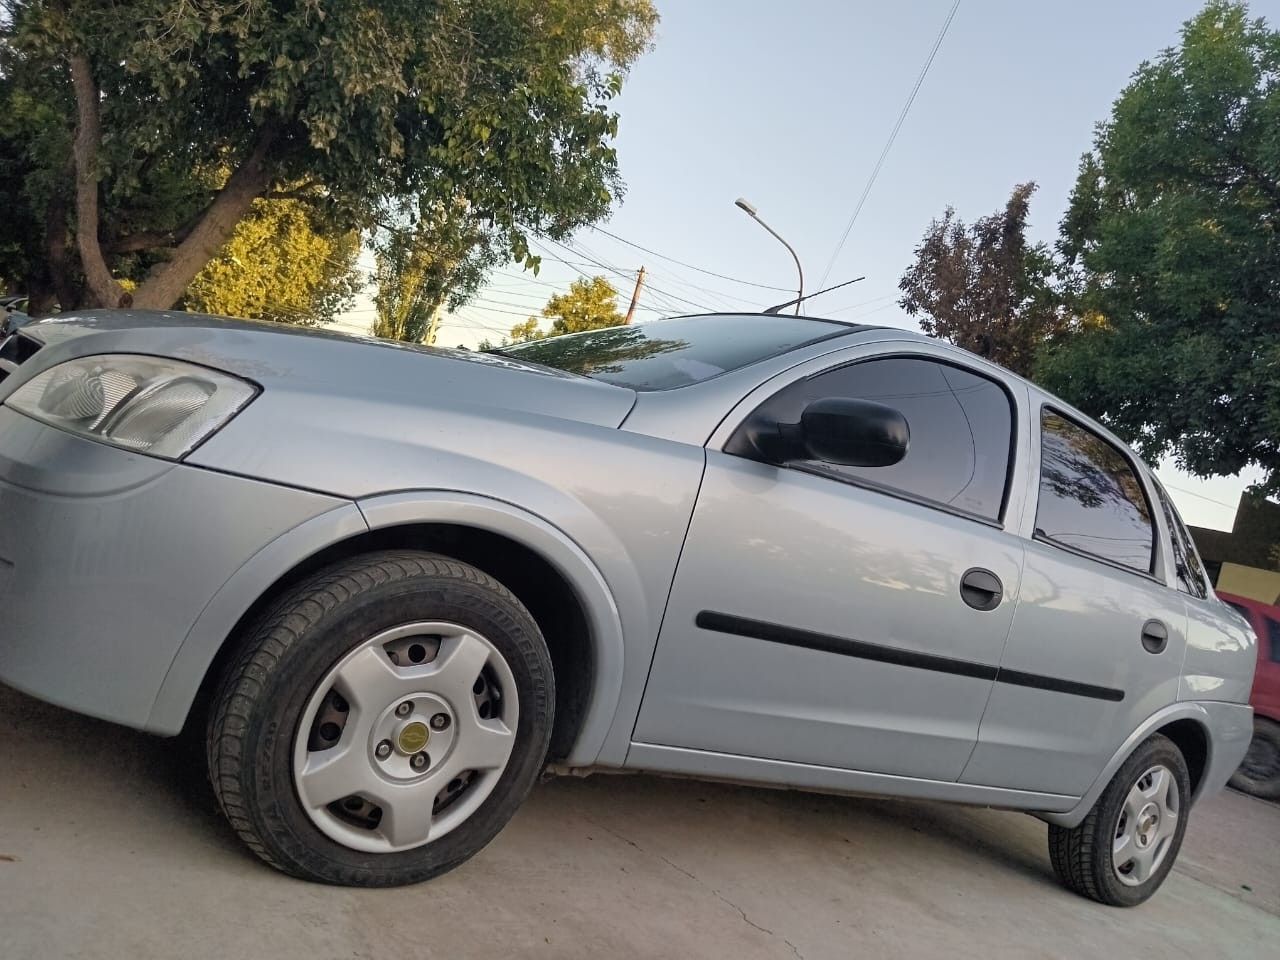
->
[624, 266, 646, 325]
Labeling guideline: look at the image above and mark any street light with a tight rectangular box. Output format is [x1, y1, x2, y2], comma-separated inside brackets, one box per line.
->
[735, 197, 804, 315]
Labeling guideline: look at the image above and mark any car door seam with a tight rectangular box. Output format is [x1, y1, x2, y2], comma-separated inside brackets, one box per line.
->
[624, 448, 710, 762]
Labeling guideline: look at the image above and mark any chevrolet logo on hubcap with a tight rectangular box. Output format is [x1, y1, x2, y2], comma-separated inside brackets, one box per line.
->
[397, 721, 430, 755]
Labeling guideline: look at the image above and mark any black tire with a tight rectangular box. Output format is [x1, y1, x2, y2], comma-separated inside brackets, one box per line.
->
[206, 551, 554, 886]
[1228, 717, 1280, 801]
[1047, 734, 1190, 907]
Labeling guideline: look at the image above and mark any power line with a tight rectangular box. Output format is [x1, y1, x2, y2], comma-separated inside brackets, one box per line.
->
[1160, 481, 1241, 511]
[822, 301, 900, 322]
[529, 237, 687, 316]
[588, 225, 792, 292]
[440, 313, 521, 334]
[646, 267, 761, 310]
[817, 0, 962, 289]
[446, 302, 535, 319]
[826, 292, 900, 314]
[550, 236, 715, 313]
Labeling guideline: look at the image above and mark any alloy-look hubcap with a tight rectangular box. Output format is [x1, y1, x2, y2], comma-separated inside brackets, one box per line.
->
[292, 622, 519, 854]
[1112, 764, 1179, 887]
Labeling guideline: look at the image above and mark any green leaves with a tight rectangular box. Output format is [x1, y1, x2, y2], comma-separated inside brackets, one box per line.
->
[541, 275, 626, 336]
[371, 198, 503, 343]
[1040, 0, 1280, 492]
[184, 195, 363, 325]
[508, 274, 626, 342]
[0, 0, 658, 310]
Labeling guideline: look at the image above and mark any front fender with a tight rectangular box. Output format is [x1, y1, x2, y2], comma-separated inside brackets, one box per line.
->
[356, 491, 630, 766]
[147, 490, 634, 769]
[145, 501, 369, 733]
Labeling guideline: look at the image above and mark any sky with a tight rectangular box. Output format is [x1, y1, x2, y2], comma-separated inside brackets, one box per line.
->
[334, 0, 1276, 530]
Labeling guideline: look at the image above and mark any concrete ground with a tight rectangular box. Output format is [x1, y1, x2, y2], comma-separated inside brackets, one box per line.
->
[2, 683, 1277, 960]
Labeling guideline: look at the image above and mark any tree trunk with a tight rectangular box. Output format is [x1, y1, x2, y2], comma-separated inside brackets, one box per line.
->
[130, 129, 277, 310]
[69, 53, 129, 309]
[44, 165, 80, 312]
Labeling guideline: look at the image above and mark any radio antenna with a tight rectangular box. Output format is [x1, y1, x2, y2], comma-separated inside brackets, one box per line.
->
[764, 276, 866, 315]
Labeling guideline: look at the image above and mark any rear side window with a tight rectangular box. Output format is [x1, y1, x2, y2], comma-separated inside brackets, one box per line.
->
[1269, 617, 1280, 663]
[1035, 410, 1154, 573]
[1152, 479, 1208, 598]
[730, 357, 1014, 521]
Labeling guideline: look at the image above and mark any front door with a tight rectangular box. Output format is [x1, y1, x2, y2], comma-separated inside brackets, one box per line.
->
[634, 352, 1029, 782]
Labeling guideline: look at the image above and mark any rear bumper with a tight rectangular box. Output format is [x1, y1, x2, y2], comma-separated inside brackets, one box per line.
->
[1196, 700, 1255, 802]
[0, 407, 348, 731]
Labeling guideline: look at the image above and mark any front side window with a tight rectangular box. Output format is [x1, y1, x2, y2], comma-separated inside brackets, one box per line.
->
[729, 357, 1014, 521]
[1035, 410, 1154, 573]
[1152, 479, 1208, 598]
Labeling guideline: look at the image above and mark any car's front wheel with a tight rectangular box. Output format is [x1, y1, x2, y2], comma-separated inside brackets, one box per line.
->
[206, 551, 554, 886]
[1047, 734, 1190, 906]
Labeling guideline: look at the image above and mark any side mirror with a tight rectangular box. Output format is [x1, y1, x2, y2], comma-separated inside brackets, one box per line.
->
[740, 397, 910, 468]
[799, 397, 909, 467]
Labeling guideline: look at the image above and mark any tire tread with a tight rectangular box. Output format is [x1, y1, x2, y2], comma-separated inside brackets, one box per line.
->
[1046, 733, 1189, 907]
[205, 551, 550, 885]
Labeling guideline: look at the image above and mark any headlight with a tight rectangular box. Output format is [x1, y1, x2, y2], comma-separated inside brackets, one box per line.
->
[6, 354, 257, 459]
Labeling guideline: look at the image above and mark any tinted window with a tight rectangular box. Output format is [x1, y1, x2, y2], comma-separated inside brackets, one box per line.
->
[1035, 410, 1154, 572]
[494, 314, 852, 391]
[1268, 617, 1280, 663]
[731, 357, 1014, 521]
[1152, 479, 1208, 598]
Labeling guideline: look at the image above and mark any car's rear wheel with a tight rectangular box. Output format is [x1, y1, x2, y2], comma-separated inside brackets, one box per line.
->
[1229, 717, 1280, 800]
[206, 551, 554, 886]
[1047, 734, 1190, 906]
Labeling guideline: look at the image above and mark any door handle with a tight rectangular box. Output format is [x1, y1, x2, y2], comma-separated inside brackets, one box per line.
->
[1141, 619, 1169, 654]
[960, 568, 1003, 612]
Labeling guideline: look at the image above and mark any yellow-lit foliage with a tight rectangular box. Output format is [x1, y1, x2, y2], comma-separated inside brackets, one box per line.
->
[185, 197, 361, 325]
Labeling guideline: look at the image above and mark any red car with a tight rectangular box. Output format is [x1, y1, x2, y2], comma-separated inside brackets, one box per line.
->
[1219, 591, 1280, 799]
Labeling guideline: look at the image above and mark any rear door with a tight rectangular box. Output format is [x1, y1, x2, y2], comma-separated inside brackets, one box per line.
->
[633, 346, 1030, 782]
[962, 405, 1187, 795]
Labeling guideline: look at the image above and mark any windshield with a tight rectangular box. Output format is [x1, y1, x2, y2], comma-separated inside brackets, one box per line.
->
[493, 314, 853, 391]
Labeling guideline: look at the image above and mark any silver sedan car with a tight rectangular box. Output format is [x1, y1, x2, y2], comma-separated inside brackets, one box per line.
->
[0, 310, 1256, 905]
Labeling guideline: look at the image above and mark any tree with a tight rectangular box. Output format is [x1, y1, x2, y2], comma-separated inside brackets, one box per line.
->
[1038, 1, 1280, 492]
[371, 200, 500, 343]
[522, 274, 626, 339]
[0, 0, 657, 313]
[185, 195, 361, 325]
[507, 317, 545, 344]
[898, 183, 1063, 376]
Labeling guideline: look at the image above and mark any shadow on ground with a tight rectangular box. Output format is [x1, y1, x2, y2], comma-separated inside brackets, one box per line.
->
[2, 683, 1277, 960]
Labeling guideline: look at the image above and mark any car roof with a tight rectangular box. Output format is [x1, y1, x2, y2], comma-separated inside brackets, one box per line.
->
[658, 309, 887, 334]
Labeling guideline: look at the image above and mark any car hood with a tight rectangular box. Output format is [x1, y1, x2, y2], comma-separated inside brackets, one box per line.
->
[12, 310, 638, 429]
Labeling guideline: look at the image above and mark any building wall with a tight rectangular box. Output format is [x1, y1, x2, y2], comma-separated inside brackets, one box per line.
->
[1217, 562, 1280, 606]
[1190, 491, 1280, 603]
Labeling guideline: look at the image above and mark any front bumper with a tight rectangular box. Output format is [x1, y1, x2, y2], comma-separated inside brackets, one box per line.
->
[0, 407, 348, 731]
